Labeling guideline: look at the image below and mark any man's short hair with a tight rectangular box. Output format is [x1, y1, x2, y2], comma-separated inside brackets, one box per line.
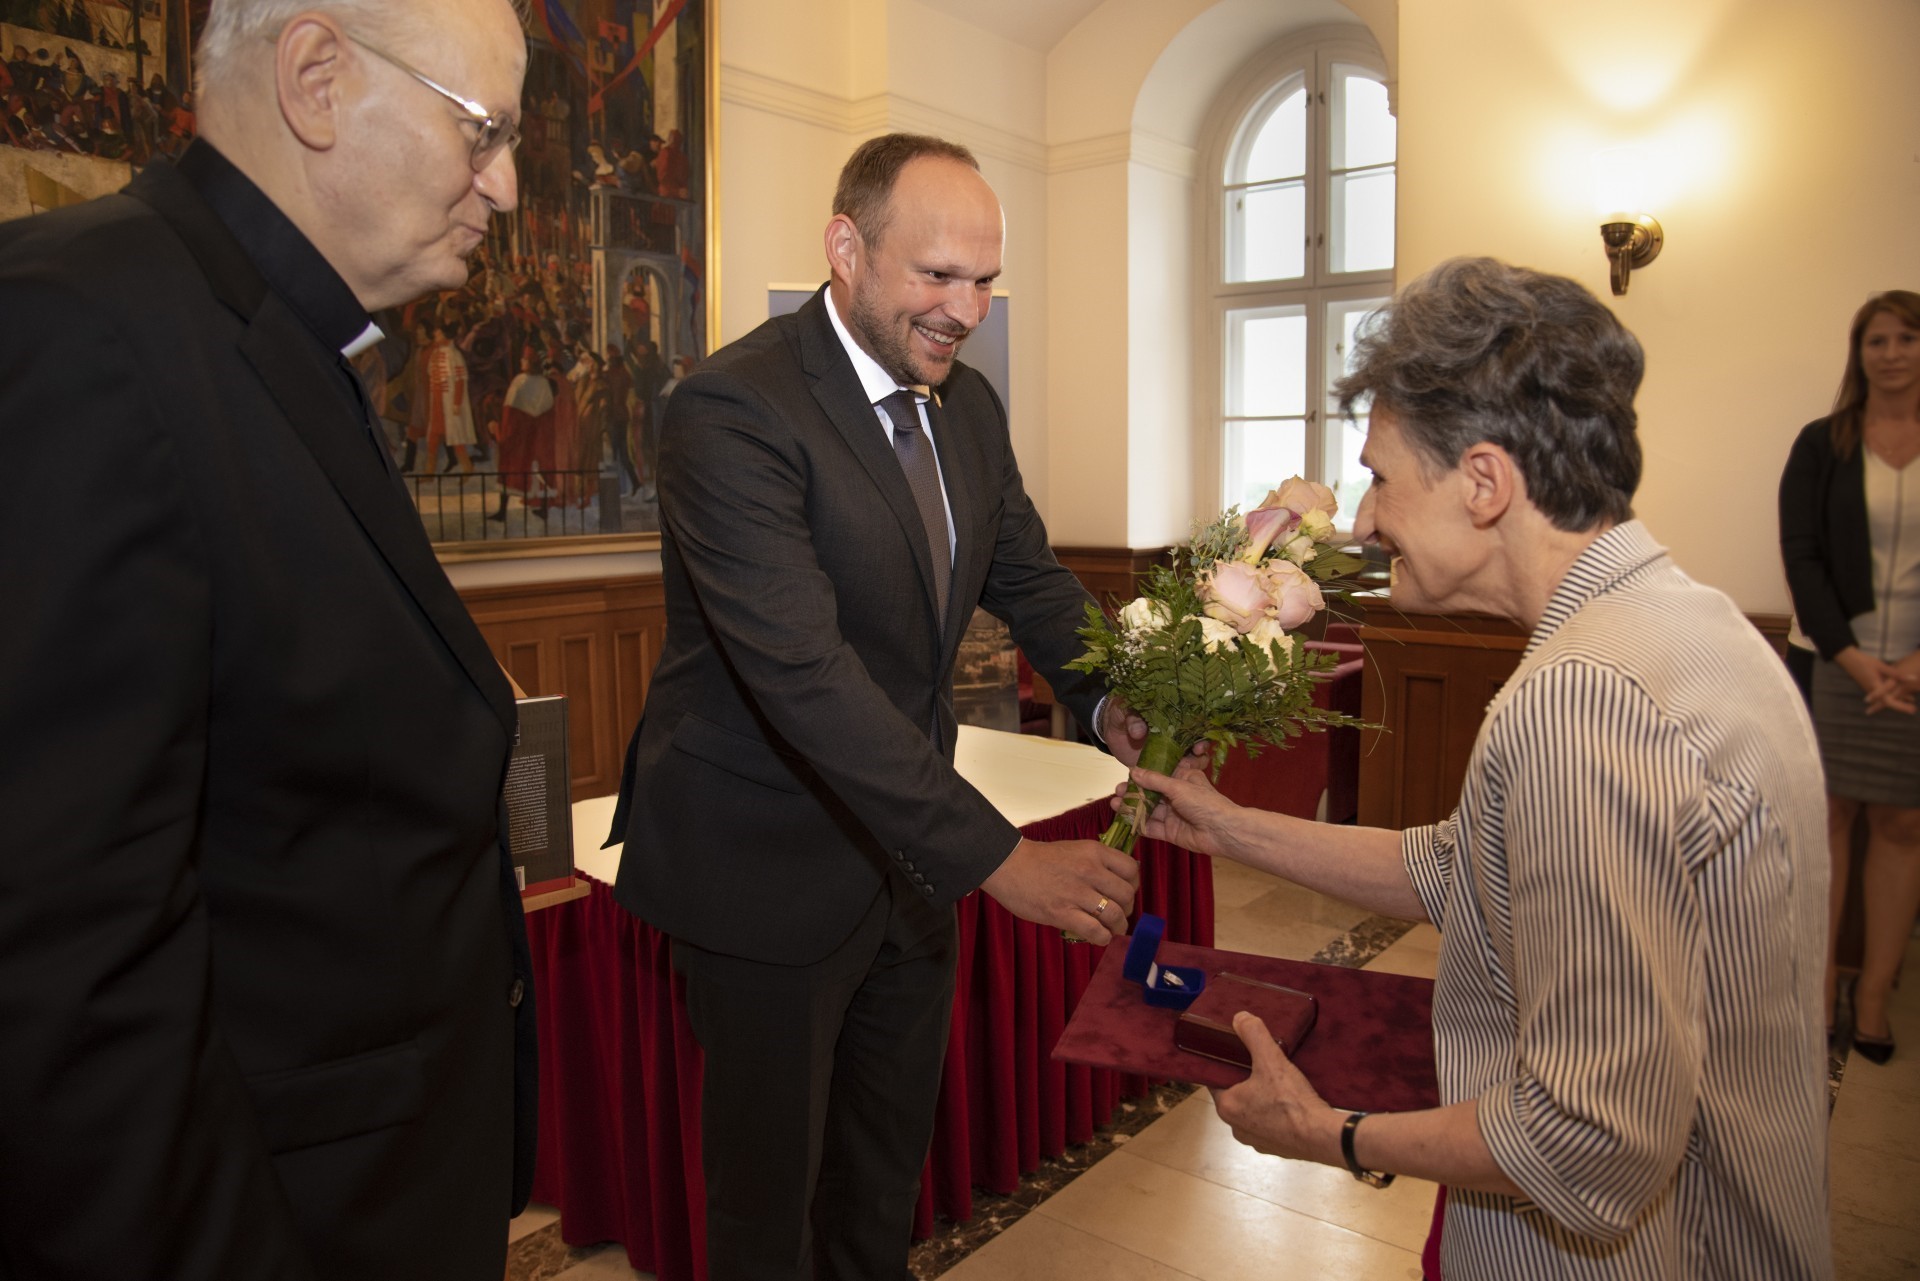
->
[1337, 257, 1644, 533]
[193, 0, 436, 99]
[832, 132, 978, 249]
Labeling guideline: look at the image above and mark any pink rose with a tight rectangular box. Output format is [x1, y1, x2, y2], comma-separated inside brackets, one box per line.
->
[1266, 476, 1338, 521]
[1200, 559, 1326, 633]
[1200, 560, 1269, 631]
[1239, 504, 1297, 563]
[1262, 560, 1326, 630]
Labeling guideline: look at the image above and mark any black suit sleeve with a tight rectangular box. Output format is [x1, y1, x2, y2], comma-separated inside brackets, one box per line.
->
[659, 371, 1023, 901]
[0, 281, 313, 1279]
[1778, 420, 1856, 660]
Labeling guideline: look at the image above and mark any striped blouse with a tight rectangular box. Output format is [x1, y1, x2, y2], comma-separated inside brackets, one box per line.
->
[1403, 522, 1833, 1279]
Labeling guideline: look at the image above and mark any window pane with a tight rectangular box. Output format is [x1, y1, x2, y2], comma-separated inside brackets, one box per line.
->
[1224, 419, 1307, 513]
[1230, 183, 1304, 282]
[1324, 297, 1386, 396]
[1333, 67, 1395, 169]
[1228, 307, 1306, 418]
[1324, 298, 1386, 527]
[1325, 417, 1372, 526]
[1330, 169, 1395, 273]
[1243, 87, 1306, 183]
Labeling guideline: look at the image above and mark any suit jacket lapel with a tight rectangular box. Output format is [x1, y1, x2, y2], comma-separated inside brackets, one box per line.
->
[796, 290, 949, 631]
[128, 162, 514, 735]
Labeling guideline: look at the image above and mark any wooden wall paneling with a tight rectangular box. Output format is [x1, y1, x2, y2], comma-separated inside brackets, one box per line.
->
[1052, 546, 1175, 608]
[1354, 600, 1791, 831]
[459, 575, 668, 803]
[1355, 605, 1526, 831]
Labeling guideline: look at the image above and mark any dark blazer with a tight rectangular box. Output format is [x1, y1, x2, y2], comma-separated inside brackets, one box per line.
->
[1779, 417, 1875, 659]
[0, 159, 535, 1279]
[610, 287, 1104, 966]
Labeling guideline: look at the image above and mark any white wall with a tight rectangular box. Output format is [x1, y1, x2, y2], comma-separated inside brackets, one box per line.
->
[1396, 0, 1920, 612]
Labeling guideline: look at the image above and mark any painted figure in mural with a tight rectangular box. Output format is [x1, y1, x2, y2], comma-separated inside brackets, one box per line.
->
[603, 338, 642, 493]
[496, 345, 555, 520]
[0, 0, 538, 1276]
[426, 323, 479, 473]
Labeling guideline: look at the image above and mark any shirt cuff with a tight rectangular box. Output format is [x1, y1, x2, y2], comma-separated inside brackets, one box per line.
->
[1401, 822, 1452, 932]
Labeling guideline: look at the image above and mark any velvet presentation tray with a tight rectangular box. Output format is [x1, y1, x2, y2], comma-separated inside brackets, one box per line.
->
[1054, 934, 1441, 1113]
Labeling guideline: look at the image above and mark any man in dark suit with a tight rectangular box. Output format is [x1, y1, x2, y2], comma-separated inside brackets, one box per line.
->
[609, 134, 1145, 1280]
[0, 2, 536, 1277]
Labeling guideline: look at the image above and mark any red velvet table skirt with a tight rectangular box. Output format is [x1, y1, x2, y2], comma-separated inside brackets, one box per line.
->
[526, 799, 1214, 1280]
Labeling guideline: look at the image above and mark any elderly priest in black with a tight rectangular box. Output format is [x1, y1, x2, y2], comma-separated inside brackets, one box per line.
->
[0, 1, 537, 1277]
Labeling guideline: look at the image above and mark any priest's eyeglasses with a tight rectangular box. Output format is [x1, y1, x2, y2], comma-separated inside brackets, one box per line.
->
[348, 34, 522, 171]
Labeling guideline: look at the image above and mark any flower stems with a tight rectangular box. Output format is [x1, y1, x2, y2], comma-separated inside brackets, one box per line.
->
[1099, 731, 1187, 854]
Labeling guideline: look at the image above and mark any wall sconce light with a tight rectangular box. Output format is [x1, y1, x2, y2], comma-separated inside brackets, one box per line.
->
[1592, 146, 1663, 296]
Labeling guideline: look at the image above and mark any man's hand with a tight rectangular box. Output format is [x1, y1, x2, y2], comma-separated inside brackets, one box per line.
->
[1118, 758, 1247, 861]
[1208, 1011, 1343, 1166]
[979, 837, 1140, 944]
[1098, 696, 1151, 766]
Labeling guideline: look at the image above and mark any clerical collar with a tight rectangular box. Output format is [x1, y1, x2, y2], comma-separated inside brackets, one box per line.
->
[175, 139, 382, 359]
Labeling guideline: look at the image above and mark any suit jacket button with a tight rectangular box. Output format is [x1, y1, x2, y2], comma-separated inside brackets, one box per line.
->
[508, 978, 526, 1008]
[920, 885, 935, 896]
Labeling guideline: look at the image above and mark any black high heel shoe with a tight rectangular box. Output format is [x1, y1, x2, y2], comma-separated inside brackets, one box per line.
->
[1852, 1027, 1895, 1065]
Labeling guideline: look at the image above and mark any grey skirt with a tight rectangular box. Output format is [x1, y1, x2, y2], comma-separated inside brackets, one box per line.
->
[1811, 658, 1920, 806]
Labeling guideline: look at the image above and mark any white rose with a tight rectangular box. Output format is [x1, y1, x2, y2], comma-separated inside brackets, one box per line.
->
[1245, 617, 1295, 658]
[1280, 534, 1317, 565]
[1118, 596, 1171, 632]
[1195, 615, 1241, 653]
[1298, 509, 1336, 544]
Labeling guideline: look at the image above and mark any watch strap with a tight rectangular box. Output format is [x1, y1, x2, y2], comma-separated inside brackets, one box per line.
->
[1340, 1111, 1395, 1188]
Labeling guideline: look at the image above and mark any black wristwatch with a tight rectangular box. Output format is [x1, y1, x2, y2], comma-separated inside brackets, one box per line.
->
[1340, 1111, 1395, 1188]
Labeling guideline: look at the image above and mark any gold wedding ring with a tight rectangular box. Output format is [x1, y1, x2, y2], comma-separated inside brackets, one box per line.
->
[1093, 897, 1109, 917]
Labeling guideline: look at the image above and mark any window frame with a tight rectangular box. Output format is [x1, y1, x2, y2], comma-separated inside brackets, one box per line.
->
[1196, 27, 1395, 529]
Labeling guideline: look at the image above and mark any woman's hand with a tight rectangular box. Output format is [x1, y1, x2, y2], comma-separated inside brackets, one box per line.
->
[1115, 756, 1246, 859]
[1836, 647, 1916, 714]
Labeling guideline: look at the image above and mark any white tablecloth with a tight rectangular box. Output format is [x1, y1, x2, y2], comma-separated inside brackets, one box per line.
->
[569, 725, 1126, 885]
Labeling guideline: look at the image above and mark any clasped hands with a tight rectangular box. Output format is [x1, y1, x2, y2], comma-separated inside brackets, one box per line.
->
[1837, 646, 1920, 715]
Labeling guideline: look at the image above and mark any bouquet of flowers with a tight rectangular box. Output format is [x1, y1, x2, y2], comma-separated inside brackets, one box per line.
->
[1067, 477, 1368, 853]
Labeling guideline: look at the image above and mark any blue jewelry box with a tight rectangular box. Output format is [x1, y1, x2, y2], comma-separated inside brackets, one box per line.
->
[1122, 914, 1206, 1009]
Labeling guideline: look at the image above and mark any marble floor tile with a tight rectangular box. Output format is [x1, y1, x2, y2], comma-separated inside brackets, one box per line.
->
[548, 1245, 656, 1280]
[1209, 859, 1292, 912]
[1362, 926, 1440, 980]
[1830, 1209, 1920, 1281]
[1120, 1094, 1442, 1255]
[1211, 882, 1372, 962]
[941, 1213, 1206, 1281]
[510, 1203, 561, 1244]
[1034, 1149, 1424, 1281]
[1828, 1140, 1920, 1229]
[1830, 1064, 1920, 1163]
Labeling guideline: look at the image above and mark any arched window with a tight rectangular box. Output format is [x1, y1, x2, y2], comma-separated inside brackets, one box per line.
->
[1203, 30, 1395, 523]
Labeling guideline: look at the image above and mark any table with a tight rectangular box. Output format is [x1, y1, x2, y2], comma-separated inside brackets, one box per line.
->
[529, 728, 1215, 1280]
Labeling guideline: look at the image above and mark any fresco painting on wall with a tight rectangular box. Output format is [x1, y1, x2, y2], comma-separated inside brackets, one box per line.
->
[0, 0, 713, 554]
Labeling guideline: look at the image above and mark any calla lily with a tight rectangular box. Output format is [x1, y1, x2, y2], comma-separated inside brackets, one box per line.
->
[1240, 504, 1296, 562]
